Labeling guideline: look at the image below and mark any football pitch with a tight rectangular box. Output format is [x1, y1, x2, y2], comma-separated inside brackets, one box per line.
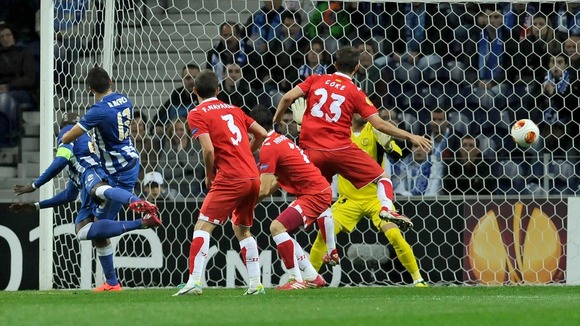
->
[1, 286, 579, 326]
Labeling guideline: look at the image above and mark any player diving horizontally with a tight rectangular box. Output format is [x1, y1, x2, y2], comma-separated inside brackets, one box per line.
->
[11, 112, 161, 291]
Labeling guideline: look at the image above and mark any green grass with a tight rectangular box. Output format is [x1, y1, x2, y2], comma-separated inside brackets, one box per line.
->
[1, 286, 579, 326]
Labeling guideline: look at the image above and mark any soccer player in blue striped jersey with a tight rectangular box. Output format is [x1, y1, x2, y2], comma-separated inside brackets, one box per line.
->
[11, 112, 160, 291]
[61, 68, 156, 290]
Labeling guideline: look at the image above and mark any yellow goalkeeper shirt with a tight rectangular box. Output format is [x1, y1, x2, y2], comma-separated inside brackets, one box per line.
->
[337, 123, 382, 201]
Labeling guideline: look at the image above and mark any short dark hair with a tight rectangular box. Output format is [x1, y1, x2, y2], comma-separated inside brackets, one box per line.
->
[335, 46, 360, 74]
[182, 63, 200, 75]
[86, 67, 111, 93]
[194, 69, 219, 99]
[250, 105, 273, 131]
[0, 23, 11, 33]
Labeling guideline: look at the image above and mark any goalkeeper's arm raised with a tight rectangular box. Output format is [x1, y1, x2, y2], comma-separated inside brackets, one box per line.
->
[373, 127, 403, 161]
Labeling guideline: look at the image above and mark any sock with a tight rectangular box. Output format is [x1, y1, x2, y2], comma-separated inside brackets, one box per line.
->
[188, 230, 210, 284]
[240, 236, 261, 287]
[96, 244, 118, 286]
[317, 208, 336, 255]
[273, 232, 300, 281]
[86, 219, 143, 240]
[377, 178, 394, 209]
[385, 228, 422, 281]
[293, 239, 317, 281]
[309, 231, 327, 272]
[103, 187, 140, 204]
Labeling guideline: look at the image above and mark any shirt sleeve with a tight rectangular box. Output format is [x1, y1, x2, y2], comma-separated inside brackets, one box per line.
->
[257, 144, 278, 175]
[297, 75, 317, 97]
[356, 91, 379, 120]
[78, 105, 103, 132]
[187, 110, 207, 139]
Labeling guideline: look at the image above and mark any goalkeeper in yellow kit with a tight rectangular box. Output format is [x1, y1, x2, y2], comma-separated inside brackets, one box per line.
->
[307, 112, 428, 287]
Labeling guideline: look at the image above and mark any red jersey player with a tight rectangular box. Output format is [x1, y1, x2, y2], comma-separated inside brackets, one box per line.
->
[274, 46, 432, 230]
[174, 70, 268, 296]
[251, 106, 334, 290]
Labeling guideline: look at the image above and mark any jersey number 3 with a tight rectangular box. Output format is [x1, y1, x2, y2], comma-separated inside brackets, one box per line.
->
[311, 88, 345, 123]
[221, 114, 242, 146]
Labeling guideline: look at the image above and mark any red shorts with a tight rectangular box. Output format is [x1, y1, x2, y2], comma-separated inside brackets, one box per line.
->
[278, 187, 332, 232]
[305, 144, 384, 189]
[199, 178, 260, 226]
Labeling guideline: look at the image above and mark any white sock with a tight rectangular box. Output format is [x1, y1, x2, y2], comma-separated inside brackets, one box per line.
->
[320, 209, 336, 255]
[293, 239, 318, 281]
[239, 236, 261, 288]
[188, 230, 210, 285]
[377, 177, 394, 209]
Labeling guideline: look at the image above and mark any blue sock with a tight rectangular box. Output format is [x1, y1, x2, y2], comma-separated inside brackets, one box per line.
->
[97, 248, 118, 286]
[86, 219, 143, 239]
[104, 188, 140, 204]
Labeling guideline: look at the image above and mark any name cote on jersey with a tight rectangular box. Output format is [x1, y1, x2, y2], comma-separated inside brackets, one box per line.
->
[106, 96, 128, 108]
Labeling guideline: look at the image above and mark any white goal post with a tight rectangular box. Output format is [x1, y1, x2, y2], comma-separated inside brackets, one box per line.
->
[35, 0, 577, 290]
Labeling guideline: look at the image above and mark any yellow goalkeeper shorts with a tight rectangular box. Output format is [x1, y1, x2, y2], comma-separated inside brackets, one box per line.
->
[331, 195, 392, 233]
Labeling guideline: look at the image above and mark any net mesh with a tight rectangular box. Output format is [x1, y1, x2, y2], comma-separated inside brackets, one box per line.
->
[50, 0, 574, 288]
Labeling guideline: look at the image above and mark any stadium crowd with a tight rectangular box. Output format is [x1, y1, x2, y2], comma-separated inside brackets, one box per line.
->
[1, 1, 579, 197]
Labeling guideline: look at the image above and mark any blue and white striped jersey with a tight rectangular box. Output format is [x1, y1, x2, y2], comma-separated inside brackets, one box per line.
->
[57, 124, 101, 188]
[77, 92, 140, 175]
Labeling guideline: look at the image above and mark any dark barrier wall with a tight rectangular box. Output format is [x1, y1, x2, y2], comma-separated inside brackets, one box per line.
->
[0, 199, 566, 290]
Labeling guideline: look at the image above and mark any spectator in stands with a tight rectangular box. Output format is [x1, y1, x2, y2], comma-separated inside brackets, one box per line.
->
[278, 110, 299, 144]
[130, 110, 159, 180]
[141, 171, 181, 201]
[0, 23, 36, 147]
[501, 2, 537, 41]
[217, 63, 257, 112]
[534, 52, 580, 193]
[353, 39, 386, 108]
[206, 21, 260, 85]
[297, 37, 328, 81]
[259, 10, 307, 100]
[461, 4, 519, 132]
[423, 108, 463, 165]
[379, 3, 448, 85]
[154, 64, 199, 138]
[306, 1, 352, 54]
[553, 2, 580, 40]
[391, 142, 444, 197]
[563, 35, 580, 70]
[348, 2, 392, 40]
[517, 13, 561, 87]
[158, 118, 205, 197]
[54, 0, 88, 97]
[245, 0, 285, 54]
[444, 135, 492, 195]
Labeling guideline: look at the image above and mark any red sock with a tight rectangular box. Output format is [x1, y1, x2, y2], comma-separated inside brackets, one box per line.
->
[188, 237, 205, 275]
[277, 239, 295, 269]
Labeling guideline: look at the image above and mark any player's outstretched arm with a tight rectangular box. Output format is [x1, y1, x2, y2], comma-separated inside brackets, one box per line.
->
[9, 202, 36, 213]
[248, 122, 268, 153]
[14, 146, 73, 196]
[367, 115, 432, 152]
[198, 134, 215, 189]
[61, 124, 85, 144]
[273, 86, 304, 123]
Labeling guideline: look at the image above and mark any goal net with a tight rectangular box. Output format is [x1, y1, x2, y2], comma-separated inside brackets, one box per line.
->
[44, 0, 576, 289]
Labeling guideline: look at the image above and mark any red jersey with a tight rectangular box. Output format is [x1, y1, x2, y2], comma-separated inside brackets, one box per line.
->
[187, 97, 259, 179]
[297, 72, 378, 150]
[258, 131, 329, 195]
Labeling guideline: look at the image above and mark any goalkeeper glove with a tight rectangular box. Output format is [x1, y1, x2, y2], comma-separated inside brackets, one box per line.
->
[290, 97, 306, 131]
[385, 140, 403, 162]
[373, 127, 402, 161]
